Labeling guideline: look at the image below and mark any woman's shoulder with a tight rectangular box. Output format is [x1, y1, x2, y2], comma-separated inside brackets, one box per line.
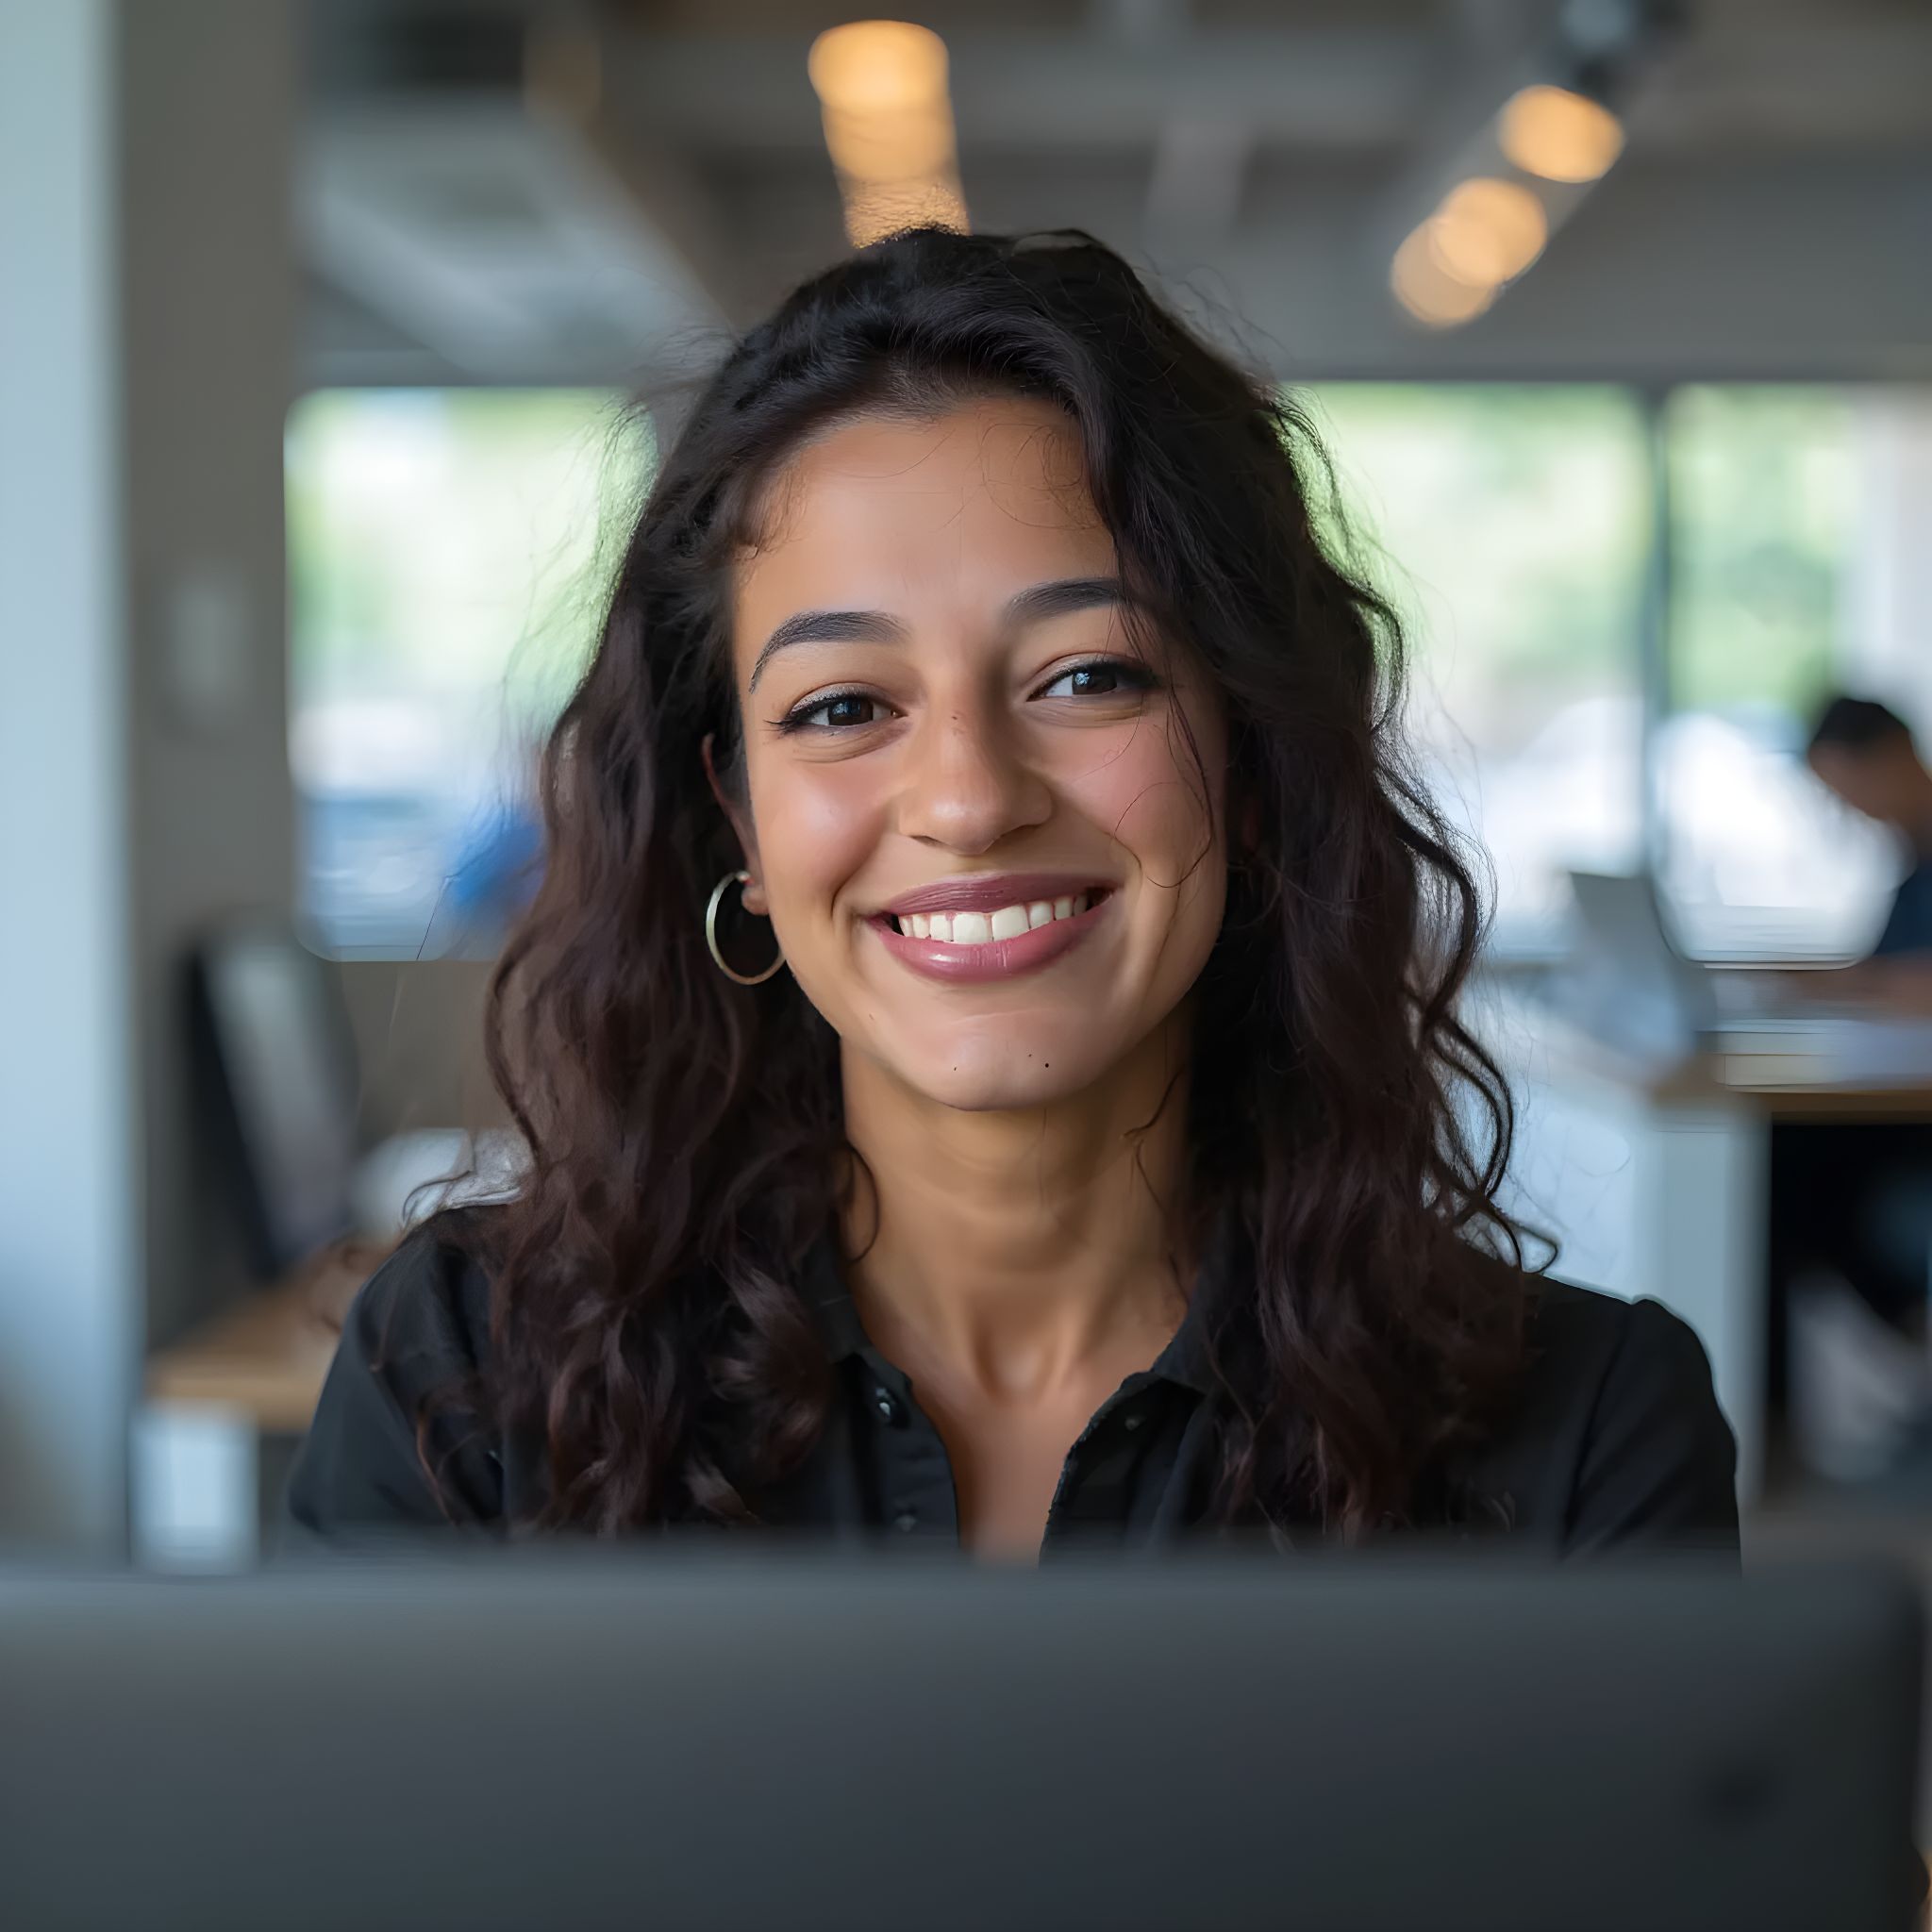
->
[1521, 1271, 1712, 1388]
[345, 1207, 500, 1372]
[1458, 1254, 1740, 1555]
[282, 1209, 506, 1541]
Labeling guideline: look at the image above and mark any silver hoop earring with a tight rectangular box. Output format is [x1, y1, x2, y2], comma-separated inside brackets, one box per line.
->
[705, 869, 785, 986]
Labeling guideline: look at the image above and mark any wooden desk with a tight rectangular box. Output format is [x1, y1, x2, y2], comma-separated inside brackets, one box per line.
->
[1724, 1078, 1932, 1124]
[134, 1244, 382, 1568]
[145, 1280, 341, 1432]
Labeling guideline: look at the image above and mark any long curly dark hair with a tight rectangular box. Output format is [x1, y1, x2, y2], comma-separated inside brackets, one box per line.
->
[448, 225, 1535, 1541]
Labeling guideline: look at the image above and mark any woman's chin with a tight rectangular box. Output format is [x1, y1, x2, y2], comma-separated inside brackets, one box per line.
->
[888, 1034, 1107, 1115]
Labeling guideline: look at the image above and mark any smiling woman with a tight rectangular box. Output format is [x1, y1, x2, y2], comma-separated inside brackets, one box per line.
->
[287, 227, 1736, 1559]
[714, 401, 1227, 1120]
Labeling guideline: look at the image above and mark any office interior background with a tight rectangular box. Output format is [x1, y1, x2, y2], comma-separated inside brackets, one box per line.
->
[3, 0, 1930, 1571]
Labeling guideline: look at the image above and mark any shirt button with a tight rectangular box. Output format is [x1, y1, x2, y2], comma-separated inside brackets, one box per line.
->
[874, 1388, 904, 1426]
[1124, 1411, 1144, 1432]
[894, 1509, 919, 1532]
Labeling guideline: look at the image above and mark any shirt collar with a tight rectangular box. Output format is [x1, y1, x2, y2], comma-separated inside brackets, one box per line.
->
[1144, 1196, 1243, 1395]
[799, 1198, 1244, 1400]
[801, 1233, 873, 1365]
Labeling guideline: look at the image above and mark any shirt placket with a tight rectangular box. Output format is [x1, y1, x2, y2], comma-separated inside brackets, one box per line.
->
[1038, 1371, 1168, 1558]
[856, 1352, 960, 1545]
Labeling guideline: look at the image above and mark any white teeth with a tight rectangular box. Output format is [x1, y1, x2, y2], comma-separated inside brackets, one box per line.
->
[892, 891, 1104, 945]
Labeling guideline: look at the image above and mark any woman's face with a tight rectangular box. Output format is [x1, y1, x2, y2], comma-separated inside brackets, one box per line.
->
[723, 396, 1228, 1113]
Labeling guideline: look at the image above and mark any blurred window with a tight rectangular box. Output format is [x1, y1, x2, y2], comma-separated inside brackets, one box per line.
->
[1658, 387, 1929, 960]
[1306, 386, 1652, 953]
[286, 381, 1931, 965]
[286, 388, 637, 956]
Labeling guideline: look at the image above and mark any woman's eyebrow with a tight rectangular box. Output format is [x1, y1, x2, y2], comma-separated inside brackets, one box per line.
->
[747, 608, 905, 692]
[745, 576, 1131, 693]
[1001, 575, 1129, 626]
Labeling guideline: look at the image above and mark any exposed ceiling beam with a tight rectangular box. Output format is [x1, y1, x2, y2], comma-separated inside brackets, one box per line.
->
[1144, 114, 1251, 259]
[301, 100, 728, 387]
[1090, 0, 1191, 46]
[551, 10, 766, 329]
[603, 29, 1440, 154]
[303, 118, 540, 380]
[598, 21, 1932, 155]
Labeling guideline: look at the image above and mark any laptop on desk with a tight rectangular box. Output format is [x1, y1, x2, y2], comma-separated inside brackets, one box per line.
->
[1554, 871, 1932, 1086]
[1554, 870, 1722, 1062]
[0, 1557, 1920, 1932]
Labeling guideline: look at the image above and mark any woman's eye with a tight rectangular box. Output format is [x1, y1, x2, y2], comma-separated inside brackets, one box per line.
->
[1037, 659, 1154, 701]
[784, 691, 883, 733]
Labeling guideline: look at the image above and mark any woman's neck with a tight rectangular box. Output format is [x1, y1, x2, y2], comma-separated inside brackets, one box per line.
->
[836, 1015, 1195, 1405]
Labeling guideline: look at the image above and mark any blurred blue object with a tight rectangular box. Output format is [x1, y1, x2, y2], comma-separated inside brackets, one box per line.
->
[445, 794, 544, 933]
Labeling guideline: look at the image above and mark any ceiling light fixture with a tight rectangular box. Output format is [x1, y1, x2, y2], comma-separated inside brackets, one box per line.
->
[1498, 83, 1625, 185]
[808, 21, 968, 245]
[1425, 176, 1549, 286]
[1390, 225, 1496, 329]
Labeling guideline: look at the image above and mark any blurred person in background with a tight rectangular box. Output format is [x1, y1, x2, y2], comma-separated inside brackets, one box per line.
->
[287, 229, 1735, 1557]
[1777, 695, 1932, 1481]
[1807, 696, 1932, 985]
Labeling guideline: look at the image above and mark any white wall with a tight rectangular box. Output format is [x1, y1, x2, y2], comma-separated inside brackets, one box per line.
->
[0, 0, 297, 1551]
[1845, 392, 1932, 734]
[0, 0, 137, 1549]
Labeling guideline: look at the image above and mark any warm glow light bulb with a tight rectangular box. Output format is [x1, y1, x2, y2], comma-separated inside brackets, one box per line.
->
[1425, 177, 1548, 286]
[808, 22, 967, 244]
[1391, 225, 1495, 328]
[1499, 84, 1625, 184]
[821, 104, 957, 183]
[808, 21, 949, 114]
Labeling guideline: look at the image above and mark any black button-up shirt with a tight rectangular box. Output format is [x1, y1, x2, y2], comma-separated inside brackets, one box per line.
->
[284, 1212, 1740, 1558]
[801, 1232, 1225, 1554]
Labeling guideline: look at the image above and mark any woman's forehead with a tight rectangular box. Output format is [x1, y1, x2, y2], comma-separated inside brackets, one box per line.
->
[732, 402, 1117, 635]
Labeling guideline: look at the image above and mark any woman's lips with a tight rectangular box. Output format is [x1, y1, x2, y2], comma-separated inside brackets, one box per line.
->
[878, 872, 1114, 919]
[866, 891, 1113, 984]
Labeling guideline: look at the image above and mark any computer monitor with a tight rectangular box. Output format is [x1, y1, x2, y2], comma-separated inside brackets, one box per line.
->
[189, 916, 363, 1274]
[0, 1557, 1918, 1930]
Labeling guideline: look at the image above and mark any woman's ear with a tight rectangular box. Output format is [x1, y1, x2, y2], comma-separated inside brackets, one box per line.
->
[701, 731, 768, 915]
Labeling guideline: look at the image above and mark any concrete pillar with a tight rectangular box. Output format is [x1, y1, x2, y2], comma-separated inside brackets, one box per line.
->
[0, 0, 137, 1548]
[0, 0, 296, 1552]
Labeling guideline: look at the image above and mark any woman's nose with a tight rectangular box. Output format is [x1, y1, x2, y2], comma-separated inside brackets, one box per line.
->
[894, 698, 1052, 855]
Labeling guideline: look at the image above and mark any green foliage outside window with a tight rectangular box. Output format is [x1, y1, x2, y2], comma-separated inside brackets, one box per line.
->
[287, 388, 643, 735]
[1665, 386, 1851, 723]
[1303, 384, 1650, 752]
